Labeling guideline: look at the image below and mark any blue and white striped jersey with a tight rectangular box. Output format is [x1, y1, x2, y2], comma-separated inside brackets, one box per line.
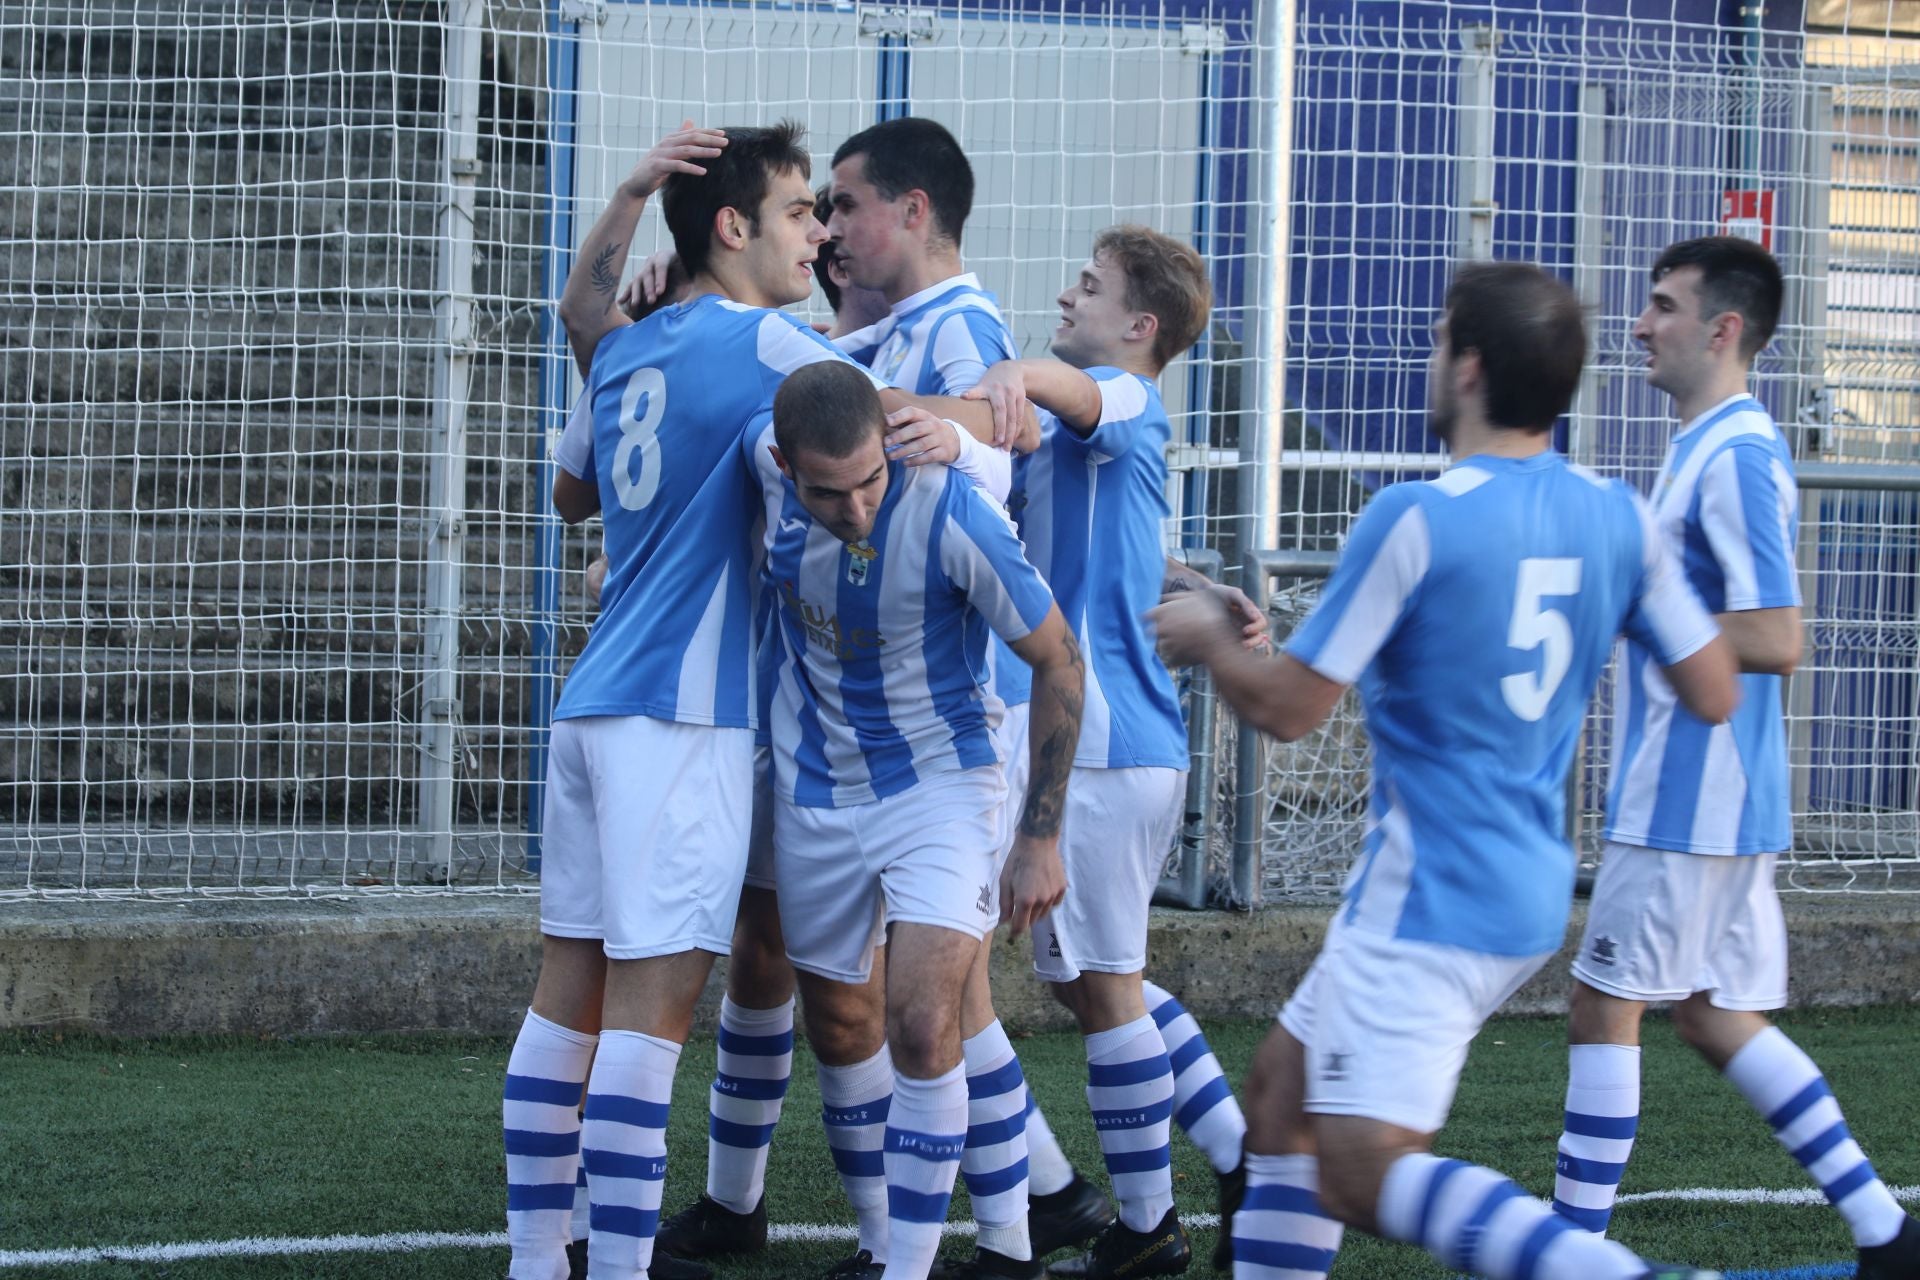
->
[1605, 394, 1800, 855]
[1010, 369, 1186, 771]
[1286, 453, 1719, 956]
[752, 453, 1057, 809]
[836, 273, 1032, 711]
[553, 294, 880, 728]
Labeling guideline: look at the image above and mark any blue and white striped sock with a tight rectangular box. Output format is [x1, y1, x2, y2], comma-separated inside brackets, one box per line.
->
[503, 1010, 596, 1280]
[960, 1021, 1033, 1260]
[1726, 1026, 1908, 1248]
[1085, 1014, 1175, 1232]
[882, 1064, 969, 1280]
[581, 1030, 680, 1280]
[1229, 1152, 1343, 1279]
[1551, 1043, 1640, 1234]
[1023, 1096, 1076, 1196]
[571, 1164, 589, 1243]
[820, 1045, 894, 1263]
[1144, 980, 1246, 1175]
[706, 996, 794, 1214]
[1377, 1152, 1647, 1280]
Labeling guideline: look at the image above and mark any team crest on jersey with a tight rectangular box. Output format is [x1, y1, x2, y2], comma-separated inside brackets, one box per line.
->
[846, 539, 877, 587]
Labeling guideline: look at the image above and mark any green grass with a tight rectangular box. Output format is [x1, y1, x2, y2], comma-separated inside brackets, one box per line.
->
[2, 1007, 1916, 1278]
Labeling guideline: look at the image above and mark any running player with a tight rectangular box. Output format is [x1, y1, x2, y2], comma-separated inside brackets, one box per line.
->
[754, 360, 1086, 1280]
[1548, 236, 1920, 1277]
[965, 226, 1249, 1278]
[506, 119, 998, 1280]
[1150, 261, 1739, 1280]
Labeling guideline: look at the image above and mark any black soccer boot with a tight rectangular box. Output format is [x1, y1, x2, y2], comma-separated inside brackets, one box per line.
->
[654, 1193, 768, 1259]
[1028, 1172, 1118, 1258]
[1048, 1206, 1191, 1278]
[1859, 1214, 1920, 1280]
[565, 1239, 712, 1280]
[1210, 1160, 1246, 1271]
[820, 1247, 887, 1279]
[929, 1244, 1047, 1278]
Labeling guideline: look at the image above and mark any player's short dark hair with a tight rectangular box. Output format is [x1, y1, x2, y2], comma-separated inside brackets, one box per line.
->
[1091, 225, 1213, 372]
[1443, 261, 1587, 433]
[661, 119, 811, 278]
[813, 184, 843, 315]
[1651, 235, 1784, 360]
[773, 361, 886, 463]
[832, 117, 974, 247]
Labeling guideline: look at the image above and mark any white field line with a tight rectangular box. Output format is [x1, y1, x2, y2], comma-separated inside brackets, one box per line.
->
[2, 1188, 1915, 1269]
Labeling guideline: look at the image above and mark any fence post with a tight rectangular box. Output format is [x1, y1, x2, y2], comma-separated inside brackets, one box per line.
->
[1156, 548, 1224, 910]
[1242, 0, 1295, 563]
[1455, 24, 1498, 262]
[421, 0, 485, 879]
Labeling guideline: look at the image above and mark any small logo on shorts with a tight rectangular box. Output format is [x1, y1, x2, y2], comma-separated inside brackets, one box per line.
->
[1047, 932, 1062, 958]
[976, 883, 992, 914]
[1589, 934, 1619, 967]
[1322, 1051, 1351, 1082]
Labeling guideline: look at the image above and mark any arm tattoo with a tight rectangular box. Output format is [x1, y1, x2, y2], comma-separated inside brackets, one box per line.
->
[1164, 573, 1195, 594]
[1019, 628, 1085, 839]
[587, 241, 622, 316]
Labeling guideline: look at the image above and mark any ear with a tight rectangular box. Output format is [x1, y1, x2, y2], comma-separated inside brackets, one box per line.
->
[1709, 309, 1747, 357]
[769, 444, 794, 480]
[1126, 310, 1161, 349]
[1453, 346, 1484, 398]
[899, 188, 931, 232]
[712, 205, 751, 253]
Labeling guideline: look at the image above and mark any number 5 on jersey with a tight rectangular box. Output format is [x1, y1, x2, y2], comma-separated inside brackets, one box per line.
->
[1502, 557, 1583, 721]
[614, 366, 666, 511]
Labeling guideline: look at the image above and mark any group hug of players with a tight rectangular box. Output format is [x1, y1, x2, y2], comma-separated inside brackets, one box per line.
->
[499, 117, 1920, 1280]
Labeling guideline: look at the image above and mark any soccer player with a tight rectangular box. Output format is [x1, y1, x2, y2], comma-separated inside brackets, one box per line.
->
[1149, 261, 1741, 1280]
[655, 139, 1040, 1275]
[1548, 237, 1920, 1275]
[753, 360, 1087, 1280]
[964, 226, 1253, 1278]
[505, 120, 999, 1280]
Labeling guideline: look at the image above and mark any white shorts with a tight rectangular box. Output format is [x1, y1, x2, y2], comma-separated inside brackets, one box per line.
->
[1572, 841, 1788, 1011]
[744, 745, 777, 891]
[774, 766, 1006, 984]
[540, 716, 754, 960]
[987, 702, 1032, 921]
[1279, 915, 1552, 1134]
[1032, 766, 1185, 983]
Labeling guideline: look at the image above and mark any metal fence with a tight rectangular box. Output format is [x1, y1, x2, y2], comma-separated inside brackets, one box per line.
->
[2, 0, 1915, 902]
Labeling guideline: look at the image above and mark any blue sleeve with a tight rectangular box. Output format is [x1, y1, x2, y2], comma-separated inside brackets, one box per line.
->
[937, 473, 1056, 641]
[1284, 485, 1432, 684]
[1067, 368, 1157, 460]
[929, 309, 1018, 396]
[1697, 440, 1801, 612]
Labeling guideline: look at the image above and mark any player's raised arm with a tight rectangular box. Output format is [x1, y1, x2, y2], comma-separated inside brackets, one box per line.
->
[1163, 552, 1270, 650]
[557, 122, 726, 376]
[1003, 608, 1082, 936]
[968, 358, 1104, 439]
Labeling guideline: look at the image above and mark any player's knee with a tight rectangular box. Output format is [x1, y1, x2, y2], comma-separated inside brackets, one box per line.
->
[803, 992, 884, 1065]
[886, 1003, 960, 1078]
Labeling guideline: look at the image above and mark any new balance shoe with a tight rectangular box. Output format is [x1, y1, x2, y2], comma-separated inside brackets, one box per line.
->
[564, 1239, 712, 1280]
[820, 1248, 887, 1279]
[1048, 1207, 1191, 1278]
[1210, 1161, 1246, 1272]
[1029, 1172, 1117, 1258]
[1859, 1214, 1920, 1280]
[655, 1193, 768, 1259]
[929, 1245, 1046, 1278]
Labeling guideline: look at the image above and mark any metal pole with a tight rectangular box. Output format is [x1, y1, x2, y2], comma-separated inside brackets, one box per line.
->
[1455, 24, 1498, 262]
[421, 0, 485, 880]
[1156, 549, 1224, 910]
[1231, 549, 1339, 909]
[1797, 462, 1920, 491]
[1242, 0, 1295, 560]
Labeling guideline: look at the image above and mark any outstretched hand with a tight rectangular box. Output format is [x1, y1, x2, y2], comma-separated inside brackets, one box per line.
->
[619, 121, 727, 202]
